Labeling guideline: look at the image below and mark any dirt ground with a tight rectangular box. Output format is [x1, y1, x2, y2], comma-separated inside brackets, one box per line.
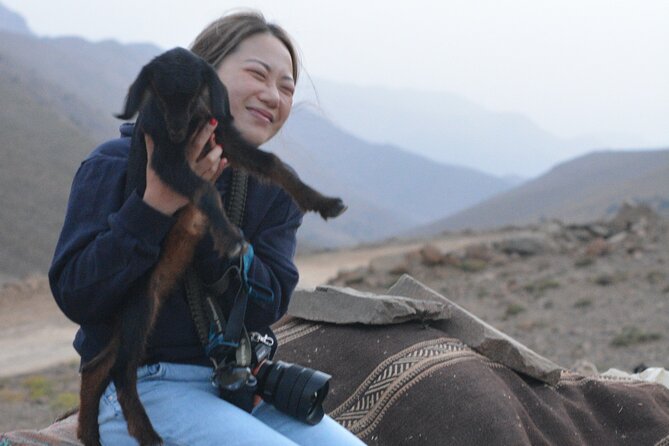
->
[1, 208, 667, 433]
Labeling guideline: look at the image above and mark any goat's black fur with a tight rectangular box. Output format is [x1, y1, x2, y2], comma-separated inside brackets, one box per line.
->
[77, 47, 346, 446]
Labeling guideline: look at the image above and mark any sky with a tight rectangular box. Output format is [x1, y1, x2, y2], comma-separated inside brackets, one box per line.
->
[3, 0, 669, 150]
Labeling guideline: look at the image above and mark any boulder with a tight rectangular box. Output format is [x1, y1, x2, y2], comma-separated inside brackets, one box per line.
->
[387, 275, 563, 384]
[494, 236, 554, 257]
[419, 244, 444, 266]
[584, 237, 610, 257]
[288, 285, 451, 325]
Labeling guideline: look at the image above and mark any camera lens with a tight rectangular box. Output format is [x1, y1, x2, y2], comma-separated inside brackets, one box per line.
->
[256, 360, 331, 425]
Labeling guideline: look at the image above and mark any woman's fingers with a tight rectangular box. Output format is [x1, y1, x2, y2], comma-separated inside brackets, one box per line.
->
[188, 118, 218, 162]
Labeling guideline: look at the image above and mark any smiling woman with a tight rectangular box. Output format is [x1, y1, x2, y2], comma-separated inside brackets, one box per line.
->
[47, 9, 363, 446]
[214, 33, 295, 146]
[191, 14, 299, 147]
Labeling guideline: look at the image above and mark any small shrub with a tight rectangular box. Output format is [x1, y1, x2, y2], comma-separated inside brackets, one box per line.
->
[646, 271, 665, 285]
[594, 271, 627, 286]
[574, 257, 594, 268]
[459, 258, 487, 273]
[524, 279, 560, 297]
[22, 375, 53, 400]
[504, 303, 526, 318]
[610, 326, 662, 347]
[0, 387, 24, 403]
[574, 298, 592, 308]
[51, 392, 79, 412]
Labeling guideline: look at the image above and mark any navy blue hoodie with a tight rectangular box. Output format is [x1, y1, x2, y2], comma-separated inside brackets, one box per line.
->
[49, 124, 302, 366]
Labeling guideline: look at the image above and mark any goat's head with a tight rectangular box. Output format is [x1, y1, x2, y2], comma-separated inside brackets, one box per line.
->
[116, 48, 230, 144]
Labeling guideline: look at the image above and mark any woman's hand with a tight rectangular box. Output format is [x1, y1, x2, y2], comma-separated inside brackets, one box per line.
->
[142, 118, 229, 216]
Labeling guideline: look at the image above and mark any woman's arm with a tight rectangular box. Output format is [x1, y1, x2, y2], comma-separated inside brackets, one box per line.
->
[49, 149, 175, 325]
[50, 123, 226, 325]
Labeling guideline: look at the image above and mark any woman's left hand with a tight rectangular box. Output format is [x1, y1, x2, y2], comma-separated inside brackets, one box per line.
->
[188, 120, 229, 183]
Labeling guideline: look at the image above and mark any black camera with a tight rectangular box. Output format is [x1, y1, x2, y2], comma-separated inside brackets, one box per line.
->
[213, 339, 331, 425]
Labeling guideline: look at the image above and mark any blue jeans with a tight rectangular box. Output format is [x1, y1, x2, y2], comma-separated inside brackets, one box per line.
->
[98, 362, 365, 446]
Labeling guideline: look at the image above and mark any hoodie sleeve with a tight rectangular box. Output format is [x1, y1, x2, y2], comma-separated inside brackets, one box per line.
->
[243, 190, 302, 329]
[48, 142, 175, 325]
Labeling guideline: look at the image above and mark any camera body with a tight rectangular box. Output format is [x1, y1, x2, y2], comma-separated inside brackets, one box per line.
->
[213, 335, 331, 425]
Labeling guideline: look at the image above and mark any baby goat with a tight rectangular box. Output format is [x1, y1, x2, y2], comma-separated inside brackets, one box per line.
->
[77, 47, 346, 446]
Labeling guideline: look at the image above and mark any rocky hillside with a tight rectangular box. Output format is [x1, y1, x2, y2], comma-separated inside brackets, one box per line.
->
[330, 203, 669, 372]
[414, 148, 669, 234]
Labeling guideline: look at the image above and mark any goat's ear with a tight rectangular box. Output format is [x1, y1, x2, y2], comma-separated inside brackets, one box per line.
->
[204, 65, 231, 118]
[115, 63, 153, 120]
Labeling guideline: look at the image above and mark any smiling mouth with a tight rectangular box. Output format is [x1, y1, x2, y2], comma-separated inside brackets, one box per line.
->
[248, 107, 274, 123]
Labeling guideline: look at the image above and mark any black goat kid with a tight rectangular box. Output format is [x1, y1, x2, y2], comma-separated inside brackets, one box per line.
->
[77, 47, 346, 446]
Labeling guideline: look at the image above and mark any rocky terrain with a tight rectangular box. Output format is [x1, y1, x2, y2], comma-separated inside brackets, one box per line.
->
[330, 203, 669, 373]
[1, 203, 667, 433]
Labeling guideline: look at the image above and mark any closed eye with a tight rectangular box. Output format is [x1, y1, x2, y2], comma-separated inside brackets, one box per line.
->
[280, 85, 295, 96]
[247, 69, 267, 80]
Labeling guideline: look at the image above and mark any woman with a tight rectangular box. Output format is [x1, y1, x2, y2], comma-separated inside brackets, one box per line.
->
[49, 11, 363, 446]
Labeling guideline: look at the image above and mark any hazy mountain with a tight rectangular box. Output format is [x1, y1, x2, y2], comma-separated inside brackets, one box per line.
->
[269, 106, 515, 248]
[0, 6, 514, 277]
[0, 2, 31, 35]
[0, 12, 162, 277]
[413, 149, 669, 234]
[301, 79, 601, 177]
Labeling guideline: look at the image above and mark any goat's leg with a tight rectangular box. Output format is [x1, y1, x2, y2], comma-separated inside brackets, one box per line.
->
[192, 185, 245, 257]
[219, 126, 346, 219]
[113, 362, 162, 446]
[110, 281, 162, 446]
[153, 148, 244, 256]
[111, 206, 210, 446]
[239, 148, 345, 219]
[78, 340, 118, 446]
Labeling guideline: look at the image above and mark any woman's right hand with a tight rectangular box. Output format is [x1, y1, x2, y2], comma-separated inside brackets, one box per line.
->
[142, 119, 229, 216]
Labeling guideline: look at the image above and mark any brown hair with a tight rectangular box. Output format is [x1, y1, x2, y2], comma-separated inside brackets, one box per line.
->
[190, 10, 299, 83]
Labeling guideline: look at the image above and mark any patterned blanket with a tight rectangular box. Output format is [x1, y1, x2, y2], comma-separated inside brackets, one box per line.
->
[273, 319, 669, 446]
[3, 319, 669, 445]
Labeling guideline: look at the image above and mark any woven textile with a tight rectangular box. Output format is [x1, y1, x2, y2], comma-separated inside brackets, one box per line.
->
[274, 319, 669, 446]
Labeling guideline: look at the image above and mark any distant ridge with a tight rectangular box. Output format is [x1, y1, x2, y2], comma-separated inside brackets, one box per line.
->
[269, 106, 515, 249]
[414, 149, 669, 234]
[0, 2, 31, 35]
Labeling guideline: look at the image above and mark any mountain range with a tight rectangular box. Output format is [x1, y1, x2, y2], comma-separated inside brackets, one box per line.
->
[0, 3, 513, 277]
[299, 79, 604, 177]
[1, 2, 667, 280]
[415, 149, 669, 234]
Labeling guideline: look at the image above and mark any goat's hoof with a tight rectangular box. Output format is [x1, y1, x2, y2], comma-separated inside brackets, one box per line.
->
[136, 430, 163, 446]
[78, 431, 101, 446]
[228, 240, 248, 259]
[319, 198, 347, 220]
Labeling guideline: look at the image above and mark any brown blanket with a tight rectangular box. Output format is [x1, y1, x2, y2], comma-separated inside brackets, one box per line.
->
[3, 320, 669, 445]
[273, 319, 669, 446]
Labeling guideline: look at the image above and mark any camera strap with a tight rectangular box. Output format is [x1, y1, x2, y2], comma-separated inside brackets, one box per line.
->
[184, 169, 252, 367]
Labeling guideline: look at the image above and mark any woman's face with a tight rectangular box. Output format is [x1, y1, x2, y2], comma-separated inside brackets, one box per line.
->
[216, 33, 295, 146]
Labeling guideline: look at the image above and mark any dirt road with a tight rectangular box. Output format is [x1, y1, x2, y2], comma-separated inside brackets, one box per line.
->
[0, 232, 514, 378]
